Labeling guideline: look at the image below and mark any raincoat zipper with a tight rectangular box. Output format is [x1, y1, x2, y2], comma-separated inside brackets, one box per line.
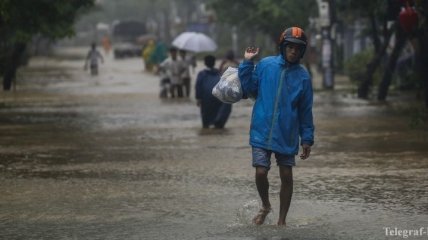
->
[267, 68, 286, 148]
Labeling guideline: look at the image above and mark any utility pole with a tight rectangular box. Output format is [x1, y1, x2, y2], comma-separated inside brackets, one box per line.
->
[317, 0, 335, 89]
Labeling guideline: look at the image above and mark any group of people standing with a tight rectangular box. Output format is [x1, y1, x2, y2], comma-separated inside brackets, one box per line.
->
[157, 47, 196, 98]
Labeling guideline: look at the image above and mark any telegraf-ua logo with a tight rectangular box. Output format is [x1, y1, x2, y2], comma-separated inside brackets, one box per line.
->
[384, 227, 428, 238]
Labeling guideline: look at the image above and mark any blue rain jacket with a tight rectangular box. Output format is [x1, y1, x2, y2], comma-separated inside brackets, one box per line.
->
[238, 55, 314, 155]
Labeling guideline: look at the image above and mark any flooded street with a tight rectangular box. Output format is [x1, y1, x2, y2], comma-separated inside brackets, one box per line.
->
[1, 48, 427, 240]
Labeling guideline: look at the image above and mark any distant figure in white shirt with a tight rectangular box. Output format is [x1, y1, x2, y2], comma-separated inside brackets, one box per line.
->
[84, 43, 104, 76]
[159, 47, 185, 98]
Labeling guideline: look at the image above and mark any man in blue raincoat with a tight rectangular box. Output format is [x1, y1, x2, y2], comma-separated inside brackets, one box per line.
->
[238, 26, 314, 226]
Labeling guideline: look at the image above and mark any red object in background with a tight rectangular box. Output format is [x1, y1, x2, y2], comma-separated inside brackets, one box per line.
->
[399, 6, 419, 33]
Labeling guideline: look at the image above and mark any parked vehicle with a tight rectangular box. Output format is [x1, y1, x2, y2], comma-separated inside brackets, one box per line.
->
[112, 20, 146, 59]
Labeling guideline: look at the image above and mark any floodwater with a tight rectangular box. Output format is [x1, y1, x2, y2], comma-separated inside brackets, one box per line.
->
[0, 48, 427, 240]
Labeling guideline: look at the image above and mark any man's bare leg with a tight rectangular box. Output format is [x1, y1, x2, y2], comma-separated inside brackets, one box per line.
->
[278, 165, 293, 226]
[253, 166, 271, 225]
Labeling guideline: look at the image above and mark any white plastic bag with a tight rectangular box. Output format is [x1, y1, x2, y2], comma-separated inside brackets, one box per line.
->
[212, 67, 242, 104]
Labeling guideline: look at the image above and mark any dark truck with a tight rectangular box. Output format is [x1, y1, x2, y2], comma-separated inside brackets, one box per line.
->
[112, 20, 146, 59]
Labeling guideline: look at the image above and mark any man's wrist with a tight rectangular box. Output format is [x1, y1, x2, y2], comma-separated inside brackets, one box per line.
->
[301, 141, 313, 147]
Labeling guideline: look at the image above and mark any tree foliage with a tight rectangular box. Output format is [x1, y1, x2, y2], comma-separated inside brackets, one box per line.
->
[340, 0, 428, 106]
[0, 0, 94, 43]
[209, 0, 317, 41]
[0, 0, 94, 90]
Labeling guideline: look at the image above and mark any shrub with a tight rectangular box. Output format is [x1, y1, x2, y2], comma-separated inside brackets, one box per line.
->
[344, 48, 381, 84]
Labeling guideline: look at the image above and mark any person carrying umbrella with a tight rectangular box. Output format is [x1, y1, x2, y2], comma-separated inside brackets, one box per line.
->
[238, 26, 314, 226]
[172, 32, 217, 53]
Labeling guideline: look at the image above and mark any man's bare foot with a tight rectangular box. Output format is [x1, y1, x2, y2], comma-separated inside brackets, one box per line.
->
[252, 207, 271, 225]
[277, 220, 286, 226]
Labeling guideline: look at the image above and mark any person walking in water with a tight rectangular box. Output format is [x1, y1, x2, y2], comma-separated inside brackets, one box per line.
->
[142, 40, 156, 72]
[101, 35, 111, 56]
[238, 26, 314, 226]
[159, 47, 185, 98]
[84, 42, 104, 76]
[195, 55, 232, 129]
[179, 49, 196, 98]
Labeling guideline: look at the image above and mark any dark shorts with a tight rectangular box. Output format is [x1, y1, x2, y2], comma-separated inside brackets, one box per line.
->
[90, 65, 98, 75]
[252, 147, 295, 171]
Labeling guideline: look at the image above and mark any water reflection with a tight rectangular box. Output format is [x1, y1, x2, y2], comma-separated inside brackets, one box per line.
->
[0, 51, 427, 239]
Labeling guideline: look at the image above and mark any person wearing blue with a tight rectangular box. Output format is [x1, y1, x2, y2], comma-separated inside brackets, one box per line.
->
[238, 27, 314, 226]
[195, 55, 232, 129]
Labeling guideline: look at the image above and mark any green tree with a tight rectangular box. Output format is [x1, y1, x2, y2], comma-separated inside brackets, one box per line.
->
[0, 0, 94, 90]
[209, 0, 317, 42]
[340, 0, 428, 107]
[336, 0, 395, 99]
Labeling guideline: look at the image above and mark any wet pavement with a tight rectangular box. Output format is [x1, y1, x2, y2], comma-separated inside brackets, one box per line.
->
[0, 47, 427, 240]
